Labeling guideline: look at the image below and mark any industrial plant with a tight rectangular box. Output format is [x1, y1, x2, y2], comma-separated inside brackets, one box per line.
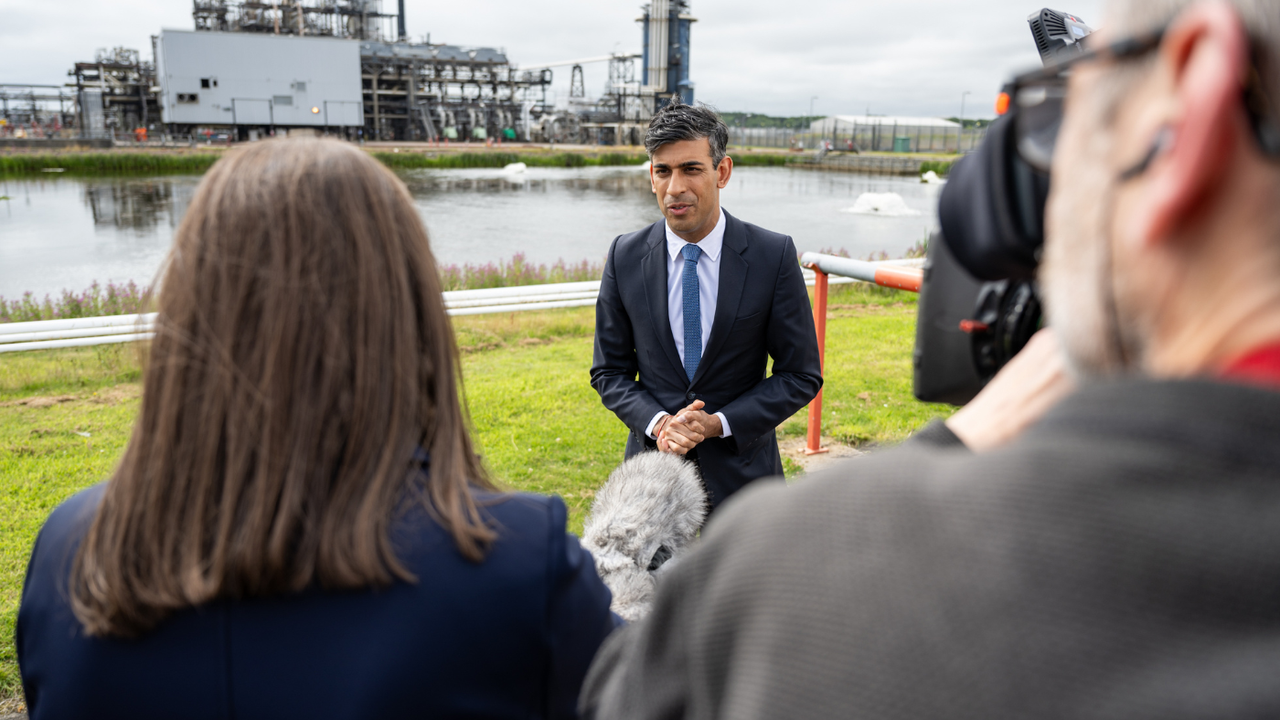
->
[2, 0, 698, 145]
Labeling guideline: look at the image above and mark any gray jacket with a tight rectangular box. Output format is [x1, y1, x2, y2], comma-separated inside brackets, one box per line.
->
[581, 379, 1280, 719]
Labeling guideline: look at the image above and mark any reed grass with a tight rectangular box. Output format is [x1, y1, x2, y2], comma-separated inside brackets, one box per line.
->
[918, 159, 955, 176]
[0, 153, 220, 176]
[438, 254, 603, 291]
[0, 149, 799, 177]
[371, 151, 651, 170]
[0, 258, 603, 324]
[0, 282, 151, 324]
[729, 153, 794, 166]
[1, 243, 930, 324]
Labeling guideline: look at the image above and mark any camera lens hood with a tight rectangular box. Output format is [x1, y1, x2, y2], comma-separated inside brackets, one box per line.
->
[938, 111, 1050, 281]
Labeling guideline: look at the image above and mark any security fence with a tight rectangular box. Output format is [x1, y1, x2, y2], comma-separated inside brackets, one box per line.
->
[729, 121, 988, 154]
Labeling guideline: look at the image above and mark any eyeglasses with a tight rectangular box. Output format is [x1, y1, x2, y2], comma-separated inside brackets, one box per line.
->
[1000, 24, 1280, 174]
[998, 27, 1167, 173]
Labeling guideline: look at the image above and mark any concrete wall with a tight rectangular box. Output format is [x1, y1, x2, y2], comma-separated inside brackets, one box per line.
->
[156, 30, 364, 127]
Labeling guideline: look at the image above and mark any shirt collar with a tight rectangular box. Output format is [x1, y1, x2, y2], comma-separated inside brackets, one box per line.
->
[666, 208, 726, 263]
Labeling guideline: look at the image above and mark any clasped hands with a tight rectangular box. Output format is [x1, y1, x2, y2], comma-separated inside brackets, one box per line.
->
[655, 400, 722, 455]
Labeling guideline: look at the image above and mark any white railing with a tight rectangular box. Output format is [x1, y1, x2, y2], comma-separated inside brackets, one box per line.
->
[0, 260, 923, 353]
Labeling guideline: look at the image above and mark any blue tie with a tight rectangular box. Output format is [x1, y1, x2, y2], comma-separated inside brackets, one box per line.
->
[681, 244, 703, 382]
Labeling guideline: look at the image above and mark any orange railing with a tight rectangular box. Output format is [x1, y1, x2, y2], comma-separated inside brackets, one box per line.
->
[799, 253, 923, 455]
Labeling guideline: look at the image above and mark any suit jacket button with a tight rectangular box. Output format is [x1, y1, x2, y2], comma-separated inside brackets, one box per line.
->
[686, 392, 696, 401]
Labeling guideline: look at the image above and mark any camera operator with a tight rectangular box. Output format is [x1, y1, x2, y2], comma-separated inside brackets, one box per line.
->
[580, 1, 1280, 718]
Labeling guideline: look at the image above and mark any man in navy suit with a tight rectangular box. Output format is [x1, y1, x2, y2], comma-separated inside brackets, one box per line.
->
[591, 101, 823, 510]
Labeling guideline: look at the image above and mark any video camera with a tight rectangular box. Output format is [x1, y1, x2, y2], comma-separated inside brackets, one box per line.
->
[913, 9, 1093, 405]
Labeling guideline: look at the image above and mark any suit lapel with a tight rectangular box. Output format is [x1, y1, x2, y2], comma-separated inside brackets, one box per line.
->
[691, 211, 748, 387]
[641, 221, 686, 380]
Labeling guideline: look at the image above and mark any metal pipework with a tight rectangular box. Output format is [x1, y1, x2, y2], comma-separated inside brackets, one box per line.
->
[647, 0, 669, 91]
[799, 252, 923, 293]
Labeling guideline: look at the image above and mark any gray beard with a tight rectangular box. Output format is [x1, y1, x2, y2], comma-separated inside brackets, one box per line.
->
[1042, 163, 1147, 379]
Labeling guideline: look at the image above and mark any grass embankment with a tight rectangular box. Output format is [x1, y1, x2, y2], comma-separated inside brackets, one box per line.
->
[0, 282, 951, 705]
[918, 159, 955, 176]
[0, 148, 797, 178]
[0, 151, 222, 176]
[370, 150, 648, 170]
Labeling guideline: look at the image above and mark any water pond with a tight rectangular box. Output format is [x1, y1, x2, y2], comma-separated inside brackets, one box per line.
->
[0, 166, 941, 299]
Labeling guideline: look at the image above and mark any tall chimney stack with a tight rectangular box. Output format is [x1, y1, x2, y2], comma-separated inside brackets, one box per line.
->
[398, 0, 406, 41]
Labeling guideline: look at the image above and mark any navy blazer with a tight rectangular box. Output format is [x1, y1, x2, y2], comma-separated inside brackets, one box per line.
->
[17, 483, 619, 720]
[591, 210, 823, 508]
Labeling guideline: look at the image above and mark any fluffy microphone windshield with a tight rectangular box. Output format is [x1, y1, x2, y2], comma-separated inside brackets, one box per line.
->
[582, 452, 707, 622]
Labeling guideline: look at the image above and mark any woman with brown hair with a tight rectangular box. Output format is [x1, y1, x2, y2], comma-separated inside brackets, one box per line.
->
[16, 138, 618, 719]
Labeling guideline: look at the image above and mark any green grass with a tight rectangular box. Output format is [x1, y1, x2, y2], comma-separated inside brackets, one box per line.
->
[0, 291, 951, 705]
[0, 344, 144, 402]
[371, 151, 655, 170]
[918, 159, 955, 176]
[0, 378, 142, 703]
[0, 149, 800, 178]
[729, 153, 795, 166]
[0, 152, 221, 176]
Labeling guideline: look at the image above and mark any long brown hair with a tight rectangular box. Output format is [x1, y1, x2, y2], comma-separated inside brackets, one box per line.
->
[71, 138, 497, 637]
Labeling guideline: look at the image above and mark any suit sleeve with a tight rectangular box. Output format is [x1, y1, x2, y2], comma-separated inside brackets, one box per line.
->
[591, 236, 668, 438]
[716, 236, 823, 452]
[544, 497, 624, 720]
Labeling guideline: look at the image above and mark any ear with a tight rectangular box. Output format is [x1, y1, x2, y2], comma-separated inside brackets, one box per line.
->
[717, 155, 734, 189]
[1131, 2, 1250, 247]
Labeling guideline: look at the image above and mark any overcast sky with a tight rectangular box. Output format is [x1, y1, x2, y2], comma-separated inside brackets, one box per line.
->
[1, 0, 1108, 118]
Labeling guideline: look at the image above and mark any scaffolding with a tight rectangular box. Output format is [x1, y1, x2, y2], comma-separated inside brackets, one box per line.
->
[0, 84, 79, 138]
[578, 54, 649, 146]
[360, 41, 552, 142]
[69, 47, 161, 140]
[192, 0, 396, 40]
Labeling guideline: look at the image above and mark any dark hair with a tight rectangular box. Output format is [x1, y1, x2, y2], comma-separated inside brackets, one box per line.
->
[70, 138, 497, 638]
[644, 99, 730, 167]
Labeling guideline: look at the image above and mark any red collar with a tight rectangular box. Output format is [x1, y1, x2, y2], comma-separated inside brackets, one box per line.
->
[1219, 341, 1280, 389]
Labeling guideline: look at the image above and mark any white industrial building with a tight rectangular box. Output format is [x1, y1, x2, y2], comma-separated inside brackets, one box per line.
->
[808, 115, 960, 134]
[805, 115, 979, 153]
[155, 29, 364, 132]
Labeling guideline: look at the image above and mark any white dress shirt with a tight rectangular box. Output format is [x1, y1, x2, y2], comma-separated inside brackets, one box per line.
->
[645, 209, 734, 440]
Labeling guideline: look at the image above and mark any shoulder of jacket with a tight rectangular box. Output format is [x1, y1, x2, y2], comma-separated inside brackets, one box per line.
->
[698, 445, 1013, 555]
[44, 484, 106, 540]
[742, 222, 791, 247]
[614, 222, 662, 253]
[479, 491, 569, 537]
[28, 484, 106, 573]
[727, 213, 790, 247]
[726, 216, 793, 266]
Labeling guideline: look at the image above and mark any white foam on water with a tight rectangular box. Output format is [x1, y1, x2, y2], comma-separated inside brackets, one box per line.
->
[920, 170, 945, 184]
[842, 192, 922, 217]
[502, 162, 528, 174]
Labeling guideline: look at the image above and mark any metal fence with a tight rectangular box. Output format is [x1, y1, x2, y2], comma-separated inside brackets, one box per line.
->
[0, 263, 921, 353]
[728, 124, 988, 153]
[726, 127, 801, 149]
